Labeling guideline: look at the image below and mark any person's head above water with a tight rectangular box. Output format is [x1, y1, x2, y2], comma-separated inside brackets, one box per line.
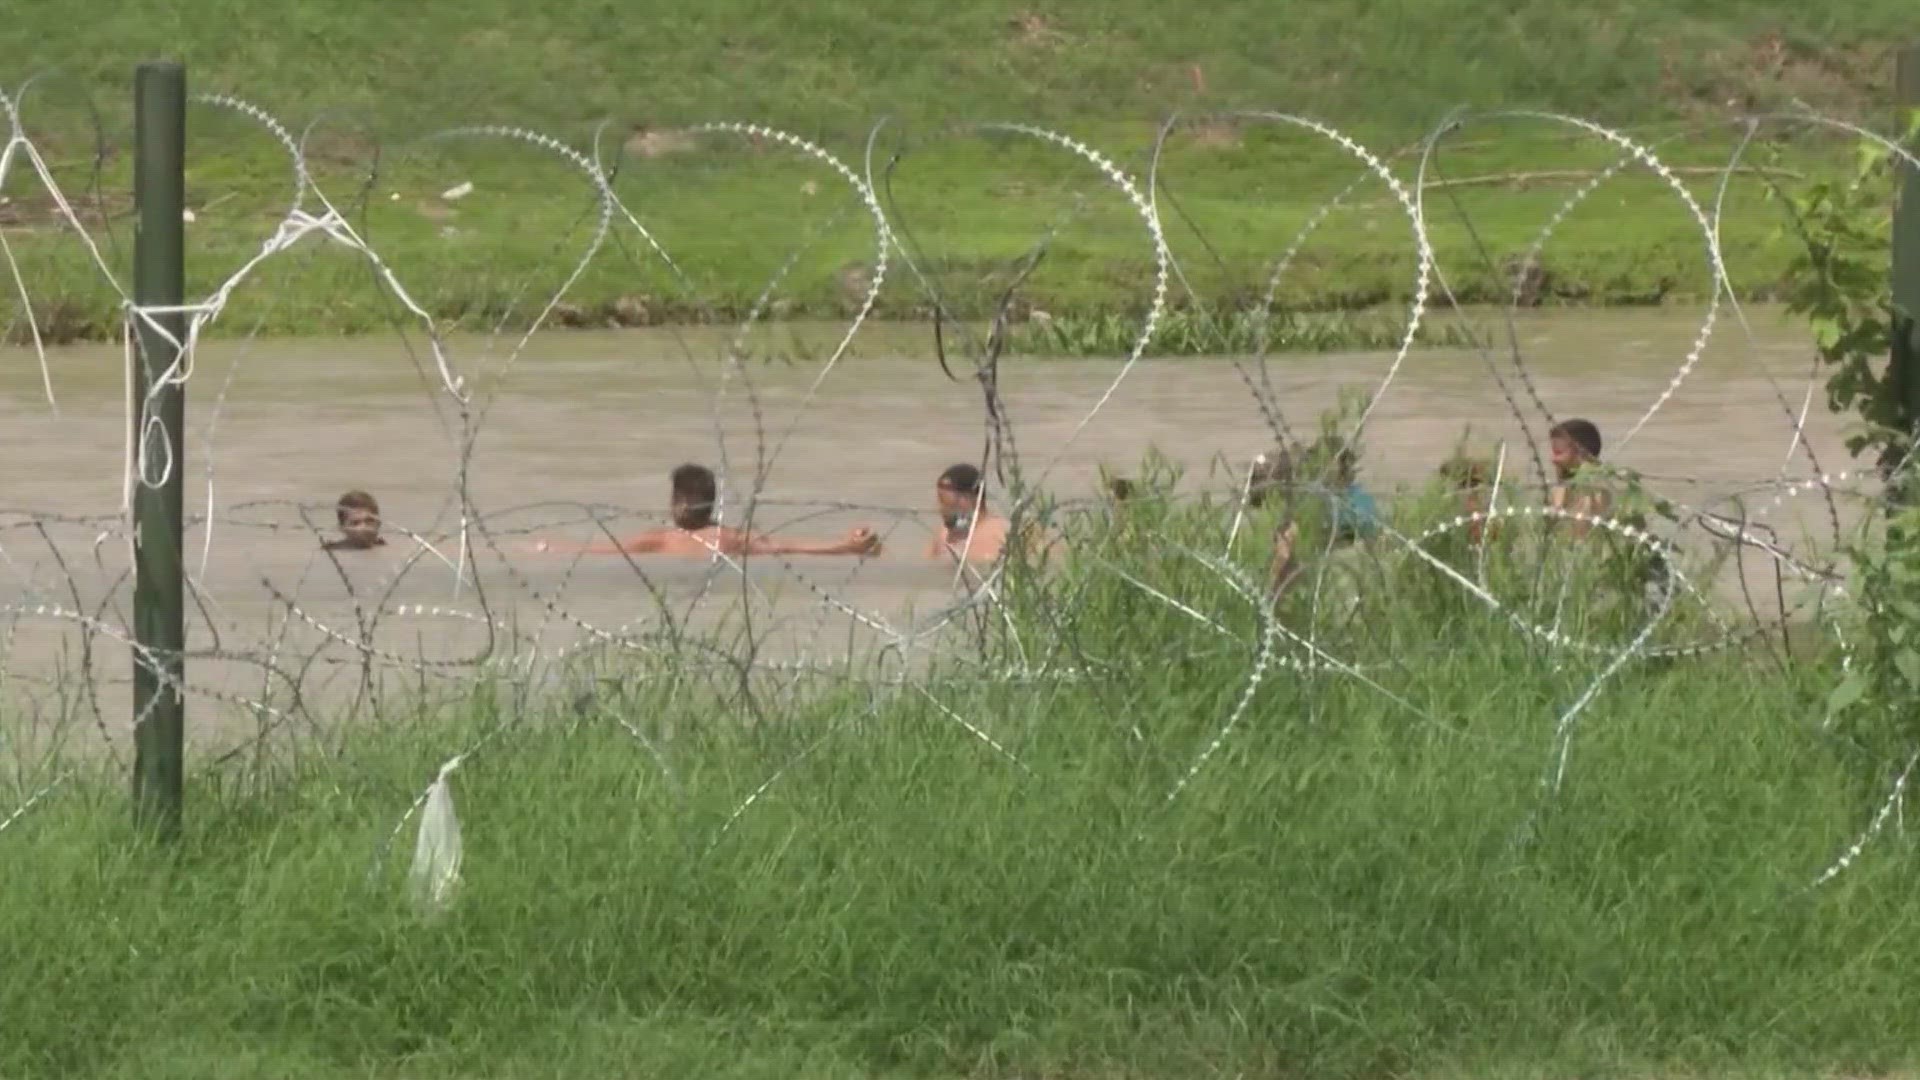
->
[1438, 454, 1491, 490]
[936, 462, 984, 530]
[333, 489, 383, 549]
[669, 463, 720, 531]
[1309, 435, 1359, 486]
[1548, 419, 1602, 479]
[1246, 445, 1295, 508]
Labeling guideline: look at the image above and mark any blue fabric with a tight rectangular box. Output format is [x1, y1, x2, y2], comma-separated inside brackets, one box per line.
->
[1333, 484, 1380, 540]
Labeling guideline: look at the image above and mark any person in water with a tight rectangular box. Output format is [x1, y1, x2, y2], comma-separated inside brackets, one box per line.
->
[927, 462, 1016, 563]
[1244, 437, 1377, 604]
[1439, 453, 1501, 542]
[1245, 438, 1376, 541]
[1315, 437, 1380, 542]
[323, 490, 386, 551]
[1245, 444, 1294, 510]
[532, 463, 880, 558]
[1546, 418, 1609, 538]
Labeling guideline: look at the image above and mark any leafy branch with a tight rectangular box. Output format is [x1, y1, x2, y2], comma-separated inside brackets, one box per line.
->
[1771, 112, 1920, 749]
[1769, 112, 1920, 491]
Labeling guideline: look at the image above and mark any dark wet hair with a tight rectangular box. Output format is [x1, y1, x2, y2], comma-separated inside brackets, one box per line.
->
[938, 463, 983, 497]
[670, 463, 718, 530]
[1310, 435, 1358, 484]
[1246, 445, 1295, 508]
[1550, 418, 1602, 460]
[336, 489, 379, 524]
[1438, 456, 1490, 489]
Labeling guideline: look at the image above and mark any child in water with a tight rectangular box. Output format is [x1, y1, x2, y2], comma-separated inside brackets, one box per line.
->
[1438, 451, 1507, 542]
[1542, 417, 1676, 613]
[1546, 418, 1609, 537]
[323, 490, 386, 551]
[1309, 436, 1380, 543]
[1242, 437, 1376, 604]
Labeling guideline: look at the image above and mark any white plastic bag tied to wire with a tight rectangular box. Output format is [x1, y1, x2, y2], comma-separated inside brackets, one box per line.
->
[409, 760, 464, 914]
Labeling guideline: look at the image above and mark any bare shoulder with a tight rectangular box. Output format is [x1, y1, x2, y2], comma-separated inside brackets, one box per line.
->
[707, 526, 755, 555]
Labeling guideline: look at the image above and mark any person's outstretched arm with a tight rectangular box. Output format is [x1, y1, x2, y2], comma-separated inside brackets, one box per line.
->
[1267, 520, 1300, 602]
[749, 527, 880, 557]
[534, 529, 667, 556]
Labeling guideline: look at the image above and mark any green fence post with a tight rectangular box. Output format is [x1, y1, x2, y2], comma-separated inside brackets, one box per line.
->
[1895, 46, 1920, 490]
[131, 61, 187, 838]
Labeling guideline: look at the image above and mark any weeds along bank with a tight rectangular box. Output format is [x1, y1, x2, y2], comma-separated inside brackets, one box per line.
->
[10, 655, 1910, 1077]
[6, 475, 1914, 1078]
[2, 40, 1912, 344]
[0, 115, 1887, 346]
[4, 2, 1913, 344]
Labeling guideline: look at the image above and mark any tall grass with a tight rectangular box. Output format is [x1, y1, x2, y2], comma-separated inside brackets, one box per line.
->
[4, 466, 1911, 1078]
[1005, 307, 1486, 357]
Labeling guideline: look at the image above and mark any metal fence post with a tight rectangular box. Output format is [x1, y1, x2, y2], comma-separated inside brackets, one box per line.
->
[130, 61, 187, 837]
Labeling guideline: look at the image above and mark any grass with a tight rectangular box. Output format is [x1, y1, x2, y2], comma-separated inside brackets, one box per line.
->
[6, 1, 1909, 129]
[1005, 306, 1488, 357]
[4, 467, 1916, 1078]
[4, 3, 1919, 1069]
[0, 2, 1914, 343]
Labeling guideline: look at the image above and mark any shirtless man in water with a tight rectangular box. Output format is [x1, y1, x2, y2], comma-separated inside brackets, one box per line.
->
[926, 463, 1015, 563]
[533, 463, 880, 558]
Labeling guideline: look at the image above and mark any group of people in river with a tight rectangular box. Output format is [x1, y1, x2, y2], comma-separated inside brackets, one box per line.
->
[318, 416, 1615, 593]
[322, 459, 1023, 564]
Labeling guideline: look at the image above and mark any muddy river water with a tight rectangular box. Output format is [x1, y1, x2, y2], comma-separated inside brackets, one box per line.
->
[0, 308, 1866, 755]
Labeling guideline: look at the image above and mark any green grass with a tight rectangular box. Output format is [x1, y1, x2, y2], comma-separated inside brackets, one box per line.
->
[4, 472, 1915, 1078]
[0, 2, 1913, 342]
[8, 1, 1910, 129]
[1006, 306, 1489, 357]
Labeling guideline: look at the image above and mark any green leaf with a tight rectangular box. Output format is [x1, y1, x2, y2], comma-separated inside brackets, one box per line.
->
[1856, 140, 1889, 179]
[1828, 674, 1870, 715]
[1896, 649, 1920, 690]
[1812, 317, 1842, 350]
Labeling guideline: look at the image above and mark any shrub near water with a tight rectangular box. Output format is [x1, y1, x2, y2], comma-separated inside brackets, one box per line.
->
[5, 480, 1920, 1079]
[1004, 307, 1486, 358]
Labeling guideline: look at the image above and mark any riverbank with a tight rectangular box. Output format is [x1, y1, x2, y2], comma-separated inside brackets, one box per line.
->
[0, 118, 1874, 348]
[7, 0, 1910, 347]
[4, 563, 1910, 1079]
